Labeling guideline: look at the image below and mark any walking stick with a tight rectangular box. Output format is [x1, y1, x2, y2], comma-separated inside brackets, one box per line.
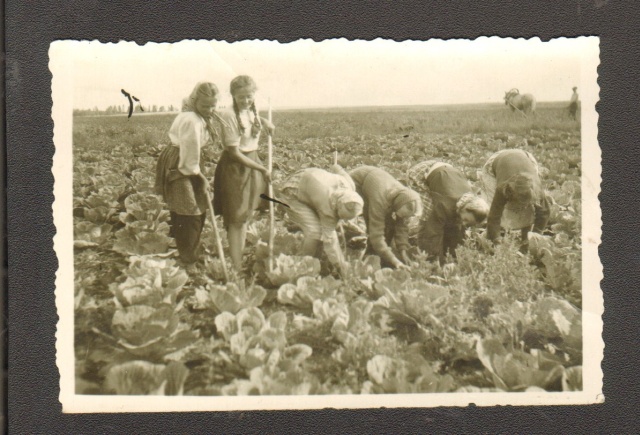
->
[201, 175, 229, 282]
[267, 100, 275, 273]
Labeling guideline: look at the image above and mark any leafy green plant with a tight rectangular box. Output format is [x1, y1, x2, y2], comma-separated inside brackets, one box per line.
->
[221, 345, 317, 395]
[104, 360, 189, 395]
[74, 221, 113, 248]
[119, 193, 170, 225]
[476, 338, 566, 391]
[528, 233, 582, 305]
[112, 221, 172, 256]
[208, 282, 267, 314]
[265, 254, 321, 287]
[277, 275, 342, 309]
[214, 308, 289, 370]
[111, 304, 197, 360]
[111, 256, 188, 307]
[363, 353, 456, 394]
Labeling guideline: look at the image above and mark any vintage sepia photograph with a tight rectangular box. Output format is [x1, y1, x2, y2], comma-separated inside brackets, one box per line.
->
[51, 37, 602, 412]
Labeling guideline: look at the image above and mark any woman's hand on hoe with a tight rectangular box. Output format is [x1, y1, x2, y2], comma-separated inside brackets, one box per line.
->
[198, 173, 211, 193]
[261, 168, 272, 184]
[261, 118, 276, 136]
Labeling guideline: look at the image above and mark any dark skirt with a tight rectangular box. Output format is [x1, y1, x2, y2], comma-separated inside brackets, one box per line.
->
[213, 149, 267, 226]
[155, 145, 208, 215]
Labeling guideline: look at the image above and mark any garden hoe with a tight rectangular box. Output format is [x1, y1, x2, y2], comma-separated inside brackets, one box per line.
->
[201, 174, 229, 282]
[267, 100, 276, 273]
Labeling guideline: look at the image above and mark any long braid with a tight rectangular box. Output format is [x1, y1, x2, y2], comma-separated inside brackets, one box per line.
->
[250, 102, 262, 137]
[232, 99, 246, 134]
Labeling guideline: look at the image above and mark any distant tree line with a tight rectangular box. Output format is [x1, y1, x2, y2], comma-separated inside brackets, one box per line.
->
[73, 104, 178, 116]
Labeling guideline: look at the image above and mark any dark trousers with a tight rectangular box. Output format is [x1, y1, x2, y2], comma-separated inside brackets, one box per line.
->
[170, 212, 206, 264]
[568, 102, 578, 119]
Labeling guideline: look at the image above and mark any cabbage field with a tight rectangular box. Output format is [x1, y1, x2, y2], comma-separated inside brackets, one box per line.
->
[73, 103, 583, 396]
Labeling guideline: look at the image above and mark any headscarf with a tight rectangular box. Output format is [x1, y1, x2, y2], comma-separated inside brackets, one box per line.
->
[456, 193, 489, 219]
[331, 189, 364, 217]
[406, 160, 434, 191]
[456, 192, 479, 213]
[180, 82, 220, 144]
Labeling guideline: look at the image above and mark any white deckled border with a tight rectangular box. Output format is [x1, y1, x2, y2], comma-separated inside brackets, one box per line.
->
[52, 37, 603, 413]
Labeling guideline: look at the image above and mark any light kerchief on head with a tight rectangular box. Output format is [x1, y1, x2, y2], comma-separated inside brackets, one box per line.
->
[456, 192, 478, 213]
[406, 160, 434, 190]
[456, 193, 489, 219]
[334, 189, 364, 218]
[338, 190, 363, 207]
[182, 82, 205, 112]
[182, 82, 218, 113]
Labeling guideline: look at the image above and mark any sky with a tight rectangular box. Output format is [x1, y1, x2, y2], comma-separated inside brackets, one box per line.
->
[63, 37, 596, 111]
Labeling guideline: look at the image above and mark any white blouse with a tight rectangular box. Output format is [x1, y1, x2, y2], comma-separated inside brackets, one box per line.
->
[217, 108, 260, 152]
[168, 111, 212, 176]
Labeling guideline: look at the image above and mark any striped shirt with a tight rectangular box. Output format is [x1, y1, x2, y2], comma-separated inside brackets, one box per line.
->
[278, 166, 357, 266]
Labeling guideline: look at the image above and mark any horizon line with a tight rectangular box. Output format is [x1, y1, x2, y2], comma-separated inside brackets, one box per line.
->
[74, 100, 570, 112]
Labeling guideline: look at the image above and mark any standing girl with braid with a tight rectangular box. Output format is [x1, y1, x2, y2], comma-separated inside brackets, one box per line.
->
[213, 75, 275, 270]
[155, 82, 220, 270]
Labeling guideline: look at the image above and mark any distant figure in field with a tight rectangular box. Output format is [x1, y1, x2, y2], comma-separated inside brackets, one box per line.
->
[155, 82, 220, 269]
[568, 86, 579, 120]
[276, 165, 364, 277]
[407, 161, 489, 265]
[478, 149, 551, 251]
[349, 166, 422, 269]
[213, 75, 275, 271]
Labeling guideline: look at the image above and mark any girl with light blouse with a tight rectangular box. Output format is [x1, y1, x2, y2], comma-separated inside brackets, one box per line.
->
[213, 76, 275, 271]
[155, 82, 220, 269]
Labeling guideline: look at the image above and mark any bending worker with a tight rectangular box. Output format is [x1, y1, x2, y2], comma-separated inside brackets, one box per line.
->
[407, 160, 489, 265]
[277, 165, 364, 277]
[349, 166, 422, 269]
[479, 149, 551, 250]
